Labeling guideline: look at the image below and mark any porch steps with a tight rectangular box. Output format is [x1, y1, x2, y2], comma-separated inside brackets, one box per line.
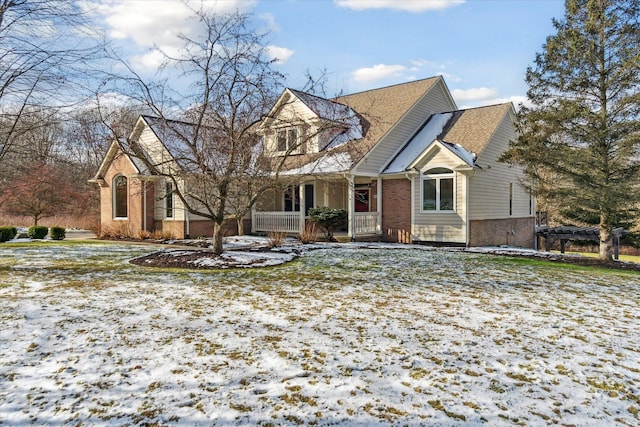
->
[334, 235, 382, 243]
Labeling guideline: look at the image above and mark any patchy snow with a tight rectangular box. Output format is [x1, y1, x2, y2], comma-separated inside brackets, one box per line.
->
[280, 152, 353, 175]
[1, 241, 639, 425]
[384, 112, 454, 173]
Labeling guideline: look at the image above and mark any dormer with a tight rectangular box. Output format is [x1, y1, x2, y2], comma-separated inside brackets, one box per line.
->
[258, 88, 362, 156]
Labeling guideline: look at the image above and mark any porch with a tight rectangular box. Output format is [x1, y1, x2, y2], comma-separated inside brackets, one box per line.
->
[251, 176, 382, 239]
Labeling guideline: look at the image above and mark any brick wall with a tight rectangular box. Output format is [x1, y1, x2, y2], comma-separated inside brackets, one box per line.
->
[469, 217, 535, 248]
[381, 179, 412, 243]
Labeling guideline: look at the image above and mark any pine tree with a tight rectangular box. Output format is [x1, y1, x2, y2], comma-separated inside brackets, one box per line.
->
[502, 0, 640, 261]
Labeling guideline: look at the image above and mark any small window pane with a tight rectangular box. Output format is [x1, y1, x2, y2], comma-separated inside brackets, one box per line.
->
[440, 178, 454, 210]
[426, 167, 452, 175]
[423, 179, 436, 210]
[166, 181, 174, 218]
[287, 128, 298, 150]
[277, 130, 287, 152]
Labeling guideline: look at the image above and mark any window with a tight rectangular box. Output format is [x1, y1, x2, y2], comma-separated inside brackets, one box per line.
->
[277, 127, 299, 153]
[422, 168, 455, 212]
[283, 184, 314, 213]
[113, 175, 128, 218]
[284, 185, 300, 212]
[165, 181, 174, 218]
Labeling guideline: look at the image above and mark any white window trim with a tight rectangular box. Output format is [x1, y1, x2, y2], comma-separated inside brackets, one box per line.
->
[420, 167, 456, 213]
[283, 185, 300, 212]
[275, 126, 302, 155]
[112, 174, 128, 220]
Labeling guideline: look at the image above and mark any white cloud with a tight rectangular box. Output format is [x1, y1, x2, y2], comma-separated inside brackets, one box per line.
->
[266, 45, 294, 64]
[454, 91, 529, 110]
[90, 0, 256, 71]
[259, 12, 281, 32]
[131, 50, 167, 71]
[335, 0, 465, 12]
[435, 71, 462, 83]
[451, 87, 499, 102]
[352, 64, 406, 82]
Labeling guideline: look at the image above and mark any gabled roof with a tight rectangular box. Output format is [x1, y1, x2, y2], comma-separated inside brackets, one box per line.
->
[439, 103, 513, 159]
[139, 115, 197, 171]
[288, 89, 358, 123]
[382, 103, 513, 174]
[92, 138, 144, 182]
[271, 76, 446, 174]
[336, 76, 443, 150]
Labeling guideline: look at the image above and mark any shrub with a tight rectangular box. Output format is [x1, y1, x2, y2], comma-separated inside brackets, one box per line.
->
[298, 222, 319, 244]
[308, 207, 347, 241]
[98, 224, 133, 240]
[28, 225, 49, 239]
[267, 231, 287, 247]
[0, 226, 17, 242]
[50, 226, 66, 240]
[137, 230, 153, 240]
[152, 230, 175, 240]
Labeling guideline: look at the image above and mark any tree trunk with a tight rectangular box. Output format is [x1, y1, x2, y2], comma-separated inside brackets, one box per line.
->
[212, 221, 225, 255]
[237, 218, 244, 236]
[599, 215, 613, 262]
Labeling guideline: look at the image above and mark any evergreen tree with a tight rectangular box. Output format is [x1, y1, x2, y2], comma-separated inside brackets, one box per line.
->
[502, 0, 640, 260]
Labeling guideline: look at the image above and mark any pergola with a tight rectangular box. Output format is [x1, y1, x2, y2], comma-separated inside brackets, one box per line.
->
[536, 225, 627, 260]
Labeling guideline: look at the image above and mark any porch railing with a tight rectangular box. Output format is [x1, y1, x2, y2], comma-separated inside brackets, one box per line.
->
[354, 212, 379, 235]
[253, 211, 380, 236]
[253, 211, 302, 233]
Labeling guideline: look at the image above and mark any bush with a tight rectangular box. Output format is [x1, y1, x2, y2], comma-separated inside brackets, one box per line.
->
[298, 223, 319, 244]
[267, 231, 287, 248]
[0, 226, 17, 242]
[50, 226, 66, 240]
[28, 225, 49, 239]
[308, 207, 347, 241]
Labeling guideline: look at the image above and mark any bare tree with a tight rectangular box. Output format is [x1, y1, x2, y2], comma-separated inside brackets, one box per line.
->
[0, 0, 107, 170]
[105, 9, 279, 254]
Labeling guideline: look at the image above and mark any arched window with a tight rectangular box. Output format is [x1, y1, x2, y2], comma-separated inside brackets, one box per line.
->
[113, 175, 128, 218]
[422, 167, 455, 212]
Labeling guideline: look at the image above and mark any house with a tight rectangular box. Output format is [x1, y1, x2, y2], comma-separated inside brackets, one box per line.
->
[92, 76, 535, 247]
[91, 115, 236, 239]
[252, 76, 535, 247]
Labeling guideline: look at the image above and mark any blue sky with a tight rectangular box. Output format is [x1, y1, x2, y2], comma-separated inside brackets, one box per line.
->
[91, 0, 566, 108]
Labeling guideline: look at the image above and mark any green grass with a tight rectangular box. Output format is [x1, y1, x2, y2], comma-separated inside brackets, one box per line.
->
[554, 250, 640, 263]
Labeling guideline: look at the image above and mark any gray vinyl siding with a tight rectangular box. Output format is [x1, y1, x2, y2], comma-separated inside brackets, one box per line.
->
[468, 114, 531, 220]
[353, 81, 456, 176]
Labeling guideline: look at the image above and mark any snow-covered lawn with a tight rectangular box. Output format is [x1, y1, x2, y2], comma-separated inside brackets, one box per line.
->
[1, 241, 639, 426]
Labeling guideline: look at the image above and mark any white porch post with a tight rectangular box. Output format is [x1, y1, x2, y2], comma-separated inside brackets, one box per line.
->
[298, 183, 305, 234]
[346, 175, 355, 240]
[251, 204, 256, 234]
[323, 181, 329, 206]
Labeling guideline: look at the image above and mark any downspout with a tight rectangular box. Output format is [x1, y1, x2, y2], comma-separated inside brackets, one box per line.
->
[376, 177, 382, 235]
[406, 173, 414, 242]
[345, 174, 355, 240]
[143, 180, 147, 231]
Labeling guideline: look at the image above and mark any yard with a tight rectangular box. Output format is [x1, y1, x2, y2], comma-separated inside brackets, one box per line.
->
[1, 240, 639, 426]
